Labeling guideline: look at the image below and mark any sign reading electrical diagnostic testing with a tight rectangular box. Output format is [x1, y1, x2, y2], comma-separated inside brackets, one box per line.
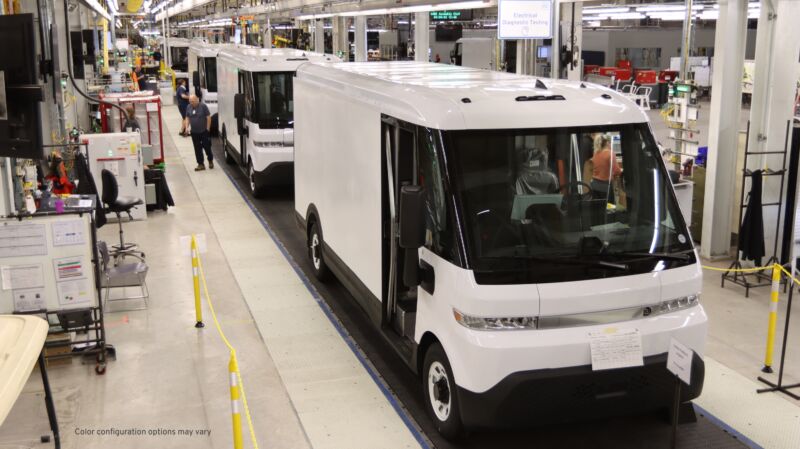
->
[498, 0, 553, 40]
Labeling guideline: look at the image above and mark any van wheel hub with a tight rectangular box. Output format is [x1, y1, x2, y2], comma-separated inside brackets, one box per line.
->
[310, 233, 321, 269]
[428, 361, 451, 421]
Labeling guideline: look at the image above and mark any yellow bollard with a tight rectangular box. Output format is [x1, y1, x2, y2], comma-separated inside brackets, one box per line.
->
[192, 235, 204, 328]
[763, 263, 781, 373]
[229, 353, 244, 449]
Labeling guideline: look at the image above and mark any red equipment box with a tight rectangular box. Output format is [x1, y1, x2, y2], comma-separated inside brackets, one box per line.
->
[658, 70, 679, 83]
[635, 70, 657, 85]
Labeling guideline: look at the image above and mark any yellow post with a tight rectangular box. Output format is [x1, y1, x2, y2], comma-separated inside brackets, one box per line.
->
[763, 263, 781, 373]
[192, 235, 204, 328]
[229, 353, 244, 449]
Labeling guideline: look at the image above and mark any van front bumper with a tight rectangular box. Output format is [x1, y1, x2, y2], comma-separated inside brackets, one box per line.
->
[457, 352, 704, 429]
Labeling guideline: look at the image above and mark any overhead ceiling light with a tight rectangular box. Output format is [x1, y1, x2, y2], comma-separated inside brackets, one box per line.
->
[583, 7, 630, 15]
[648, 12, 689, 21]
[585, 20, 601, 27]
[605, 12, 645, 20]
[637, 5, 704, 13]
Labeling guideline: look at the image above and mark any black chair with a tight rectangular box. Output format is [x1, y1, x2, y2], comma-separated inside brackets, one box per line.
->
[101, 169, 145, 260]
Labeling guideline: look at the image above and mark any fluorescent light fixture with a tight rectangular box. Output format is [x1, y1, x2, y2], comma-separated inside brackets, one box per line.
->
[296, 13, 335, 20]
[637, 5, 704, 13]
[606, 12, 645, 20]
[82, 0, 112, 20]
[583, 7, 630, 15]
[585, 20, 601, 27]
[648, 12, 689, 21]
[340, 1, 494, 17]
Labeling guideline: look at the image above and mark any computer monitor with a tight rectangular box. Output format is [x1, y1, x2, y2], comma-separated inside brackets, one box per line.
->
[537, 46, 551, 59]
[0, 13, 44, 159]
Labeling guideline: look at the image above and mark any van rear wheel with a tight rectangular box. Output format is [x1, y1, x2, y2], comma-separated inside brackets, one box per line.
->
[423, 343, 464, 440]
[308, 222, 331, 282]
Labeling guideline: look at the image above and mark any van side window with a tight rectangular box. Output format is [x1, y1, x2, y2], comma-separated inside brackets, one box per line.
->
[242, 71, 254, 121]
[417, 128, 451, 260]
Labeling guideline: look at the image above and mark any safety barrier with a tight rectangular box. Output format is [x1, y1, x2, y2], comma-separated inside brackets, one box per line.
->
[702, 262, 799, 373]
[189, 234, 259, 449]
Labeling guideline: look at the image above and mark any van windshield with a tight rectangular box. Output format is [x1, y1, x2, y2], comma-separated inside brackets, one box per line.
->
[442, 123, 695, 284]
[253, 71, 293, 129]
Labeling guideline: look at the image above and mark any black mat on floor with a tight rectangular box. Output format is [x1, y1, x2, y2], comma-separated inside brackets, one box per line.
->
[207, 138, 752, 449]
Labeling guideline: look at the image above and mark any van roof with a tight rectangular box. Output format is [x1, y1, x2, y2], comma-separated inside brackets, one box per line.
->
[188, 40, 239, 58]
[217, 47, 340, 72]
[167, 37, 190, 48]
[297, 61, 649, 130]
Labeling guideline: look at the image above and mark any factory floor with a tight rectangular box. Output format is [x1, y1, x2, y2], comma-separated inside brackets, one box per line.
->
[0, 105, 799, 449]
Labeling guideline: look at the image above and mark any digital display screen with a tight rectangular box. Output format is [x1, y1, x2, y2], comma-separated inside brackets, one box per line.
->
[430, 10, 473, 21]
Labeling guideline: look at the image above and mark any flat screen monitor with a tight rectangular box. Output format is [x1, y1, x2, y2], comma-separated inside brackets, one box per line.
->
[0, 13, 44, 159]
[435, 24, 463, 42]
[537, 46, 551, 59]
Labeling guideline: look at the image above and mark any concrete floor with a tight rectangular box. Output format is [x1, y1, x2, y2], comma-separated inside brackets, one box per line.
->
[2, 102, 800, 449]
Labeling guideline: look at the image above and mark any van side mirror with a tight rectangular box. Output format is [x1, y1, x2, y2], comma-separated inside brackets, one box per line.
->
[192, 70, 200, 88]
[234, 93, 244, 119]
[234, 93, 246, 134]
[399, 185, 425, 249]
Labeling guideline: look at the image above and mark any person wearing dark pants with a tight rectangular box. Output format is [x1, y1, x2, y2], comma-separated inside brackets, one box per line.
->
[184, 95, 214, 171]
[177, 79, 190, 136]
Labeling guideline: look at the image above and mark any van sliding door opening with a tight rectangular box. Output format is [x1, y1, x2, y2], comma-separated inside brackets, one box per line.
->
[381, 118, 417, 337]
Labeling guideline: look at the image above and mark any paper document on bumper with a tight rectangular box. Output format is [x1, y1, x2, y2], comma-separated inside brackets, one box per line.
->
[589, 328, 644, 371]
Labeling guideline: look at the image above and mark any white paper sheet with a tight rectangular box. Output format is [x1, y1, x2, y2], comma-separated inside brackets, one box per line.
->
[56, 278, 92, 306]
[51, 220, 85, 246]
[53, 255, 86, 281]
[0, 223, 47, 257]
[667, 338, 694, 385]
[13, 287, 46, 312]
[1, 264, 44, 290]
[589, 328, 644, 371]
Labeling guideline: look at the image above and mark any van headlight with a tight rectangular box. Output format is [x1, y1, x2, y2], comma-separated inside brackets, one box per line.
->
[453, 309, 538, 331]
[648, 294, 700, 316]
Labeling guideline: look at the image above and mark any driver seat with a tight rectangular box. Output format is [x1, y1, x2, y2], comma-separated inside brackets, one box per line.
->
[515, 147, 560, 195]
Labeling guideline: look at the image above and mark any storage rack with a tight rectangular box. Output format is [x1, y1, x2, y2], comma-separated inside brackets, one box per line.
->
[722, 122, 790, 297]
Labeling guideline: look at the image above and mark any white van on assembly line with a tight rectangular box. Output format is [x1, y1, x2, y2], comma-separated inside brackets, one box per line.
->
[217, 47, 340, 197]
[188, 39, 235, 135]
[293, 62, 707, 438]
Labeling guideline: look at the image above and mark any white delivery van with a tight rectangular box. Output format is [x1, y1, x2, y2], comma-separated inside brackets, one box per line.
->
[166, 37, 190, 79]
[217, 47, 340, 197]
[188, 39, 235, 135]
[294, 62, 707, 438]
[451, 37, 496, 70]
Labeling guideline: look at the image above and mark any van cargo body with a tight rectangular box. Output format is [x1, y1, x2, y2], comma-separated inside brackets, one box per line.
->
[294, 62, 707, 437]
[217, 47, 340, 196]
[188, 40, 237, 135]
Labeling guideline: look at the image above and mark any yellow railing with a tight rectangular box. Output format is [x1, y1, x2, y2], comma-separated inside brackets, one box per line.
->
[190, 235, 259, 449]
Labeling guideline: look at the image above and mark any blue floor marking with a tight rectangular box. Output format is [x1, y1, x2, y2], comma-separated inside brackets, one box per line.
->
[693, 403, 763, 449]
[221, 169, 432, 449]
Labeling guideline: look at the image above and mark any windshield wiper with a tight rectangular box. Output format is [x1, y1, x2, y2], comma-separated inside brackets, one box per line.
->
[600, 251, 692, 262]
[483, 255, 629, 271]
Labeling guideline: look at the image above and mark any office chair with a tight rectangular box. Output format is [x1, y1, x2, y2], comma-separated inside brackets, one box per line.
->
[101, 169, 145, 262]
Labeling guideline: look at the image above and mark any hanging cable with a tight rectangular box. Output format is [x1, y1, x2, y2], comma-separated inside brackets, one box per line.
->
[63, 0, 128, 117]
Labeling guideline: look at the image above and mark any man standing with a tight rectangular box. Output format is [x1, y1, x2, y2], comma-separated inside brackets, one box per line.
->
[184, 95, 213, 171]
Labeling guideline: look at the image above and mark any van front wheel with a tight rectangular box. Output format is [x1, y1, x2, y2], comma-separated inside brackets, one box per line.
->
[423, 343, 464, 440]
[308, 222, 331, 282]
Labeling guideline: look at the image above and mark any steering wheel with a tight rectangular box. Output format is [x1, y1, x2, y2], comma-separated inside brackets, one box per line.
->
[476, 209, 519, 254]
[561, 181, 593, 200]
